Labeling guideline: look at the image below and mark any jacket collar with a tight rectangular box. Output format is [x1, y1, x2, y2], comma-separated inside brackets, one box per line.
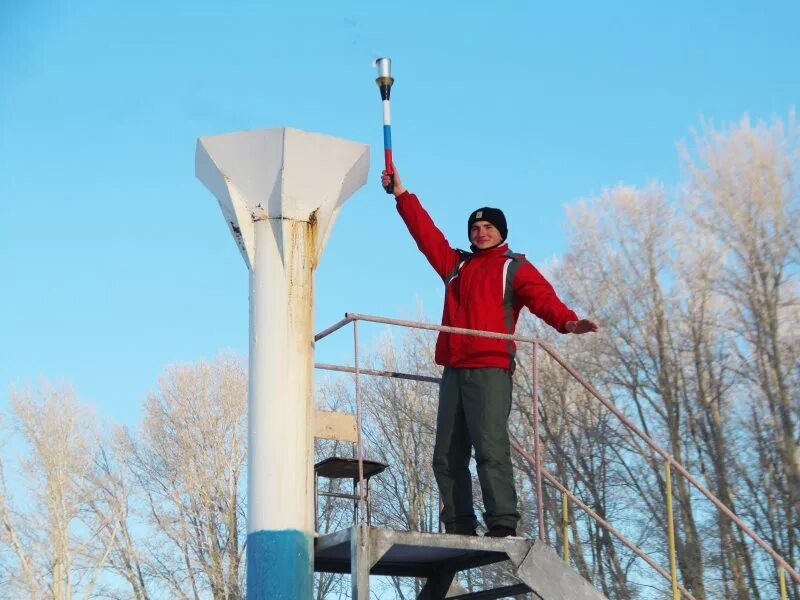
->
[470, 243, 509, 258]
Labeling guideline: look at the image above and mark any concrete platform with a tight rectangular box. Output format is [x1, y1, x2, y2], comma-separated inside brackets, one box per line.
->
[314, 527, 608, 600]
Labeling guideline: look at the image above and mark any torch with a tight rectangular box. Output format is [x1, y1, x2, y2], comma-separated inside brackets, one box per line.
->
[375, 57, 395, 193]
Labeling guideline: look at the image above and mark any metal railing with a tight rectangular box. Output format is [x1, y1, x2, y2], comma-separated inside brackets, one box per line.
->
[314, 312, 797, 598]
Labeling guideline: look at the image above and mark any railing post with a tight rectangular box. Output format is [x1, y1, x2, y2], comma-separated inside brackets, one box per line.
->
[665, 461, 679, 600]
[353, 319, 367, 538]
[562, 491, 569, 564]
[779, 564, 788, 600]
[438, 496, 443, 534]
[532, 340, 544, 542]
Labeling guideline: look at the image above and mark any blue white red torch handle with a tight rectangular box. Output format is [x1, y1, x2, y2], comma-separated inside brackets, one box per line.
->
[375, 57, 395, 193]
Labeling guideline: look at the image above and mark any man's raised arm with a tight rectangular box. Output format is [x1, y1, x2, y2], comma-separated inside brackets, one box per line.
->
[383, 165, 459, 280]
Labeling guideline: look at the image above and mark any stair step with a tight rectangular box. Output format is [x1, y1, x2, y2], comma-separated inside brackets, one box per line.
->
[447, 582, 530, 599]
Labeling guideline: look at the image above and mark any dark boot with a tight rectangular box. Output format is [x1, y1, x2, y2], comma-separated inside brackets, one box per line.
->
[447, 525, 478, 536]
[485, 525, 517, 538]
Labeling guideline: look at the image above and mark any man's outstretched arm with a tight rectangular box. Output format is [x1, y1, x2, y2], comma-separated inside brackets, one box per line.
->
[513, 262, 599, 335]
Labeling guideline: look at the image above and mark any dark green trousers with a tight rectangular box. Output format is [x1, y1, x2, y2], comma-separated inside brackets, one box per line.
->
[433, 367, 519, 532]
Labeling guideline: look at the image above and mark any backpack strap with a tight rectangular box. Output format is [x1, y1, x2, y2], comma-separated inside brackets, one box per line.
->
[502, 251, 528, 371]
[444, 249, 473, 285]
[502, 251, 527, 300]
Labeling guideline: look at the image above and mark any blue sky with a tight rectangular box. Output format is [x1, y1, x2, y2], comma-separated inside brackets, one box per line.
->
[2, 0, 798, 426]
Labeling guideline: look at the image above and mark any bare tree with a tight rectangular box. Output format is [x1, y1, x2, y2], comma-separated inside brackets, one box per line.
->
[0, 383, 115, 599]
[84, 430, 153, 600]
[557, 185, 708, 597]
[683, 112, 800, 599]
[122, 353, 247, 599]
[672, 214, 759, 598]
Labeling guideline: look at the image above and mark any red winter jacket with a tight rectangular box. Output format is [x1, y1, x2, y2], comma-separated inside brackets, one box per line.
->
[396, 191, 578, 370]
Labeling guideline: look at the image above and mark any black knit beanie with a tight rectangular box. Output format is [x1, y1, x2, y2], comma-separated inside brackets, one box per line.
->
[467, 207, 508, 242]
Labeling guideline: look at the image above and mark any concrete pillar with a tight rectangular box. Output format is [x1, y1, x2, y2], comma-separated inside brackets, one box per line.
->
[195, 128, 370, 598]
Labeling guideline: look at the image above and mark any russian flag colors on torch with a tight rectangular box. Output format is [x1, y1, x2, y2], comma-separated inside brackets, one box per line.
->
[375, 57, 395, 193]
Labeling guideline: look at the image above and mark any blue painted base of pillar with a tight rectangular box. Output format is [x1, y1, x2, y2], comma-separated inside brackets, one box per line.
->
[247, 529, 312, 599]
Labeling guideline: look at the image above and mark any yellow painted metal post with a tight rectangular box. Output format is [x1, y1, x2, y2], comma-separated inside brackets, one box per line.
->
[665, 461, 680, 600]
[562, 491, 569, 564]
[779, 565, 787, 600]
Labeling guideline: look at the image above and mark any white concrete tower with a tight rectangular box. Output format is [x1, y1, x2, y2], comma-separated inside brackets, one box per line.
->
[195, 128, 370, 598]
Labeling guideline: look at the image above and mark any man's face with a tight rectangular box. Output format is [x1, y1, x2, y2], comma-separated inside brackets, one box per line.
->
[470, 221, 503, 250]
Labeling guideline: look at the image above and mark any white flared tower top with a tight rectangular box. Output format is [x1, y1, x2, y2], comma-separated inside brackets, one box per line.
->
[195, 127, 370, 269]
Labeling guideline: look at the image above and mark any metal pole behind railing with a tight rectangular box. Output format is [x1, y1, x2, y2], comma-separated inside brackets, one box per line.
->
[438, 496, 443, 534]
[665, 461, 680, 600]
[315, 362, 441, 384]
[353, 320, 367, 538]
[532, 341, 544, 542]
[562, 491, 569, 565]
[779, 565, 788, 600]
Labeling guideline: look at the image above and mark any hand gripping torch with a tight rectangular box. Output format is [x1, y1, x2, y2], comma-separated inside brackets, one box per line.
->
[375, 57, 395, 194]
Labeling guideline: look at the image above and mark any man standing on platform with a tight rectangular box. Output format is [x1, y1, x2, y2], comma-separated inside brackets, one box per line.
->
[382, 166, 598, 538]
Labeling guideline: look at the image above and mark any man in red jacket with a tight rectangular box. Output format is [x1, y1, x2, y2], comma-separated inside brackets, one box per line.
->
[382, 166, 598, 538]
